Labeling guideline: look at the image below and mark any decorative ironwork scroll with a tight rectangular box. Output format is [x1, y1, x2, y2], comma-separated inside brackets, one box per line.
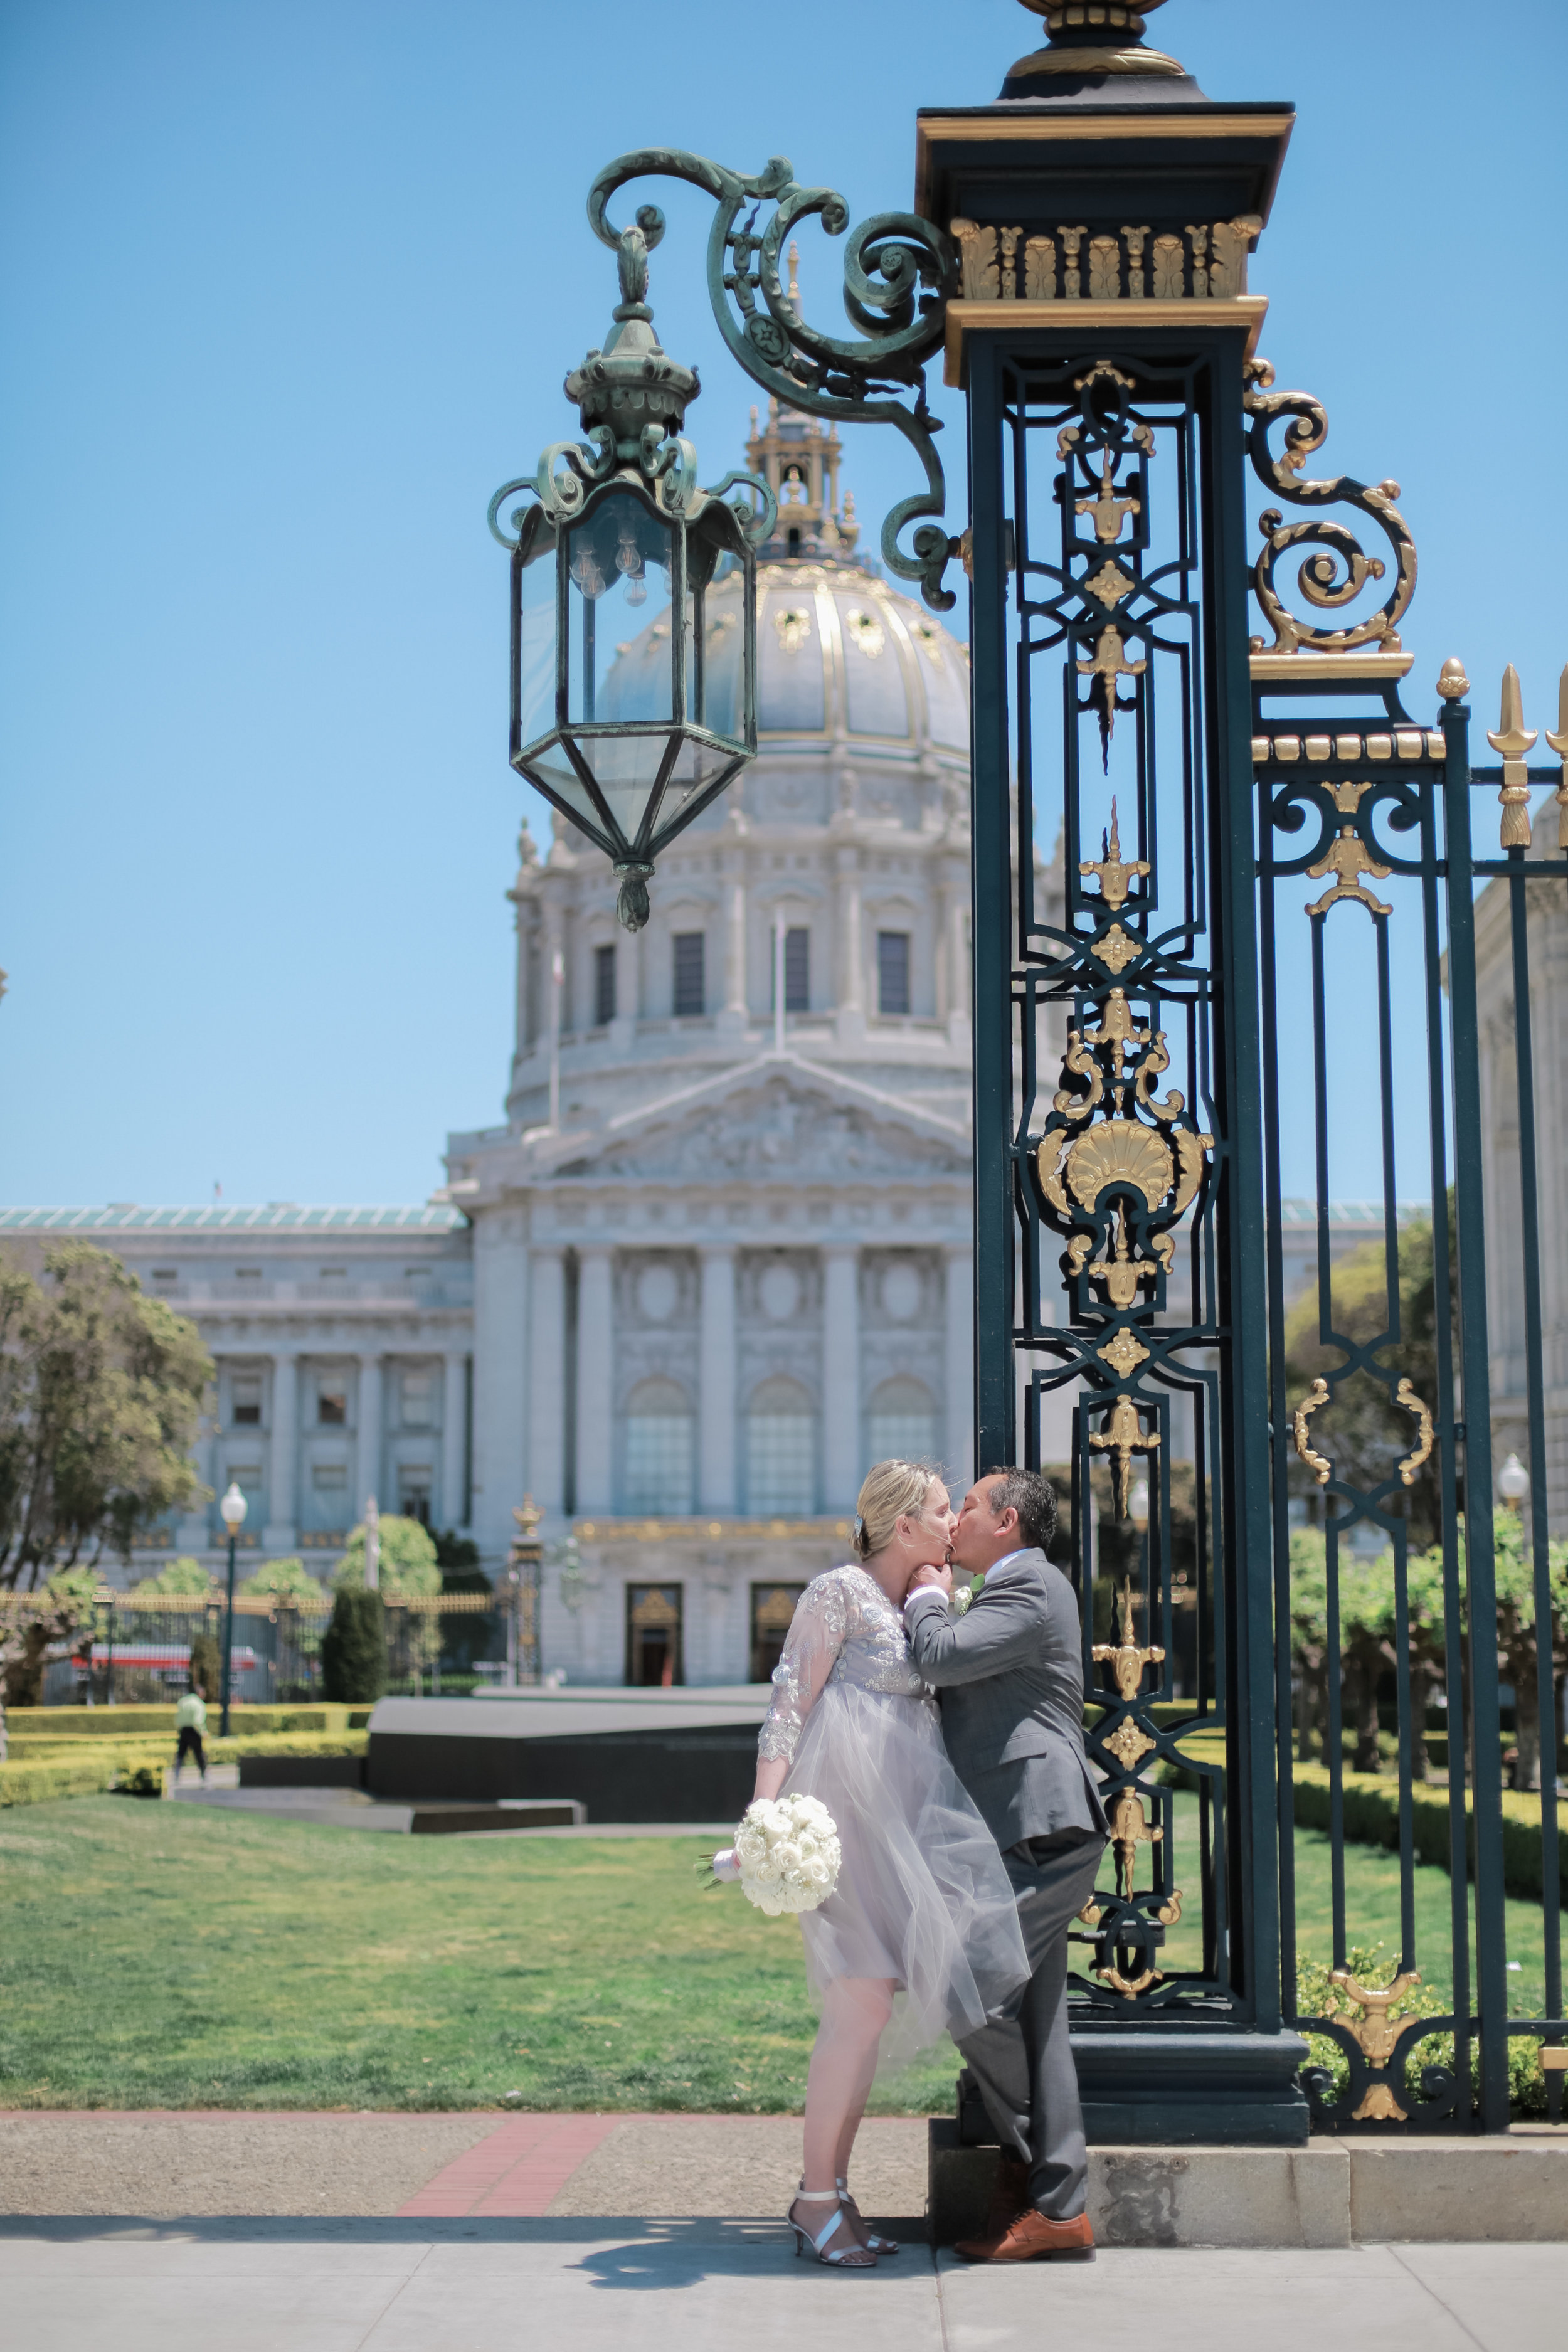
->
[1243, 358, 1418, 655]
[585, 151, 958, 608]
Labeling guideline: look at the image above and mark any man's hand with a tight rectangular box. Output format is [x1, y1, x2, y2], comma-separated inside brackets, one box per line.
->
[907, 1562, 954, 1602]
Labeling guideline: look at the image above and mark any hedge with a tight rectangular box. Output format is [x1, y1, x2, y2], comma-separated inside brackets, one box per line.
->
[0, 1729, 368, 1808]
[1291, 1762, 1568, 1907]
[3, 1705, 367, 1739]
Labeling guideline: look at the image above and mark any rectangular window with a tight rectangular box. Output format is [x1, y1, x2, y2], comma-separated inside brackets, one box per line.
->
[401, 1370, 434, 1427]
[746, 1413, 816, 1515]
[594, 941, 617, 1027]
[231, 1377, 262, 1427]
[312, 1464, 347, 1492]
[319, 1267, 347, 1288]
[151, 1269, 178, 1293]
[398, 1471, 432, 1525]
[623, 1416, 695, 1516]
[317, 1385, 348, 1426]
[877, 931, 911, 1017]
[785, 927, 810, 1012]
[673, 931, 706, 1018]
[235, 1267, 263, 1287]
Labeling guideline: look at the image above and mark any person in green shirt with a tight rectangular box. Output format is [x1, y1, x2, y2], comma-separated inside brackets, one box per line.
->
[174, 1685, 208, 1782]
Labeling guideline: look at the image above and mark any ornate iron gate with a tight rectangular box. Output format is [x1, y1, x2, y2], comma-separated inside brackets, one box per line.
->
[961, 311, 1566, 2141]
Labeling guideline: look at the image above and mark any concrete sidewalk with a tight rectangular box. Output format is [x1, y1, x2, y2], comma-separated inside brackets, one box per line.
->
[3, 2221, 1566, 2352]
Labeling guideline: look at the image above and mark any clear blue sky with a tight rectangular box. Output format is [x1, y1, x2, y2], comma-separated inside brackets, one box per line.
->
[2, 0, 1563, 1209]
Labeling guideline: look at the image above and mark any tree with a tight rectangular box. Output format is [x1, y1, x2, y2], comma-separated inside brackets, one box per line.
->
[132, 1555, 214, 1596]
[1286, 1530, 1447, 1779]
[1472, 1514, 1568, 1793]
[332, 1515, 440, 1596]
[0, 1245, 211, 1589]
[1283, 1212, 1456, 1553]
[0, 1568, 98, 1749]
[189, 1629, 221, 1702]
[238, 1557, 326, 1605]
[321, 1586, 386, 1704]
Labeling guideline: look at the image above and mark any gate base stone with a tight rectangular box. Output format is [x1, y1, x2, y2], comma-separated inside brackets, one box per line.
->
[928, 2126, 1568, 2246]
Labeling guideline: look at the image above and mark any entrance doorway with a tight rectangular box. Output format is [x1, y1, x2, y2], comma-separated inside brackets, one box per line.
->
[625, 1584, 683, 1687]
[750, 1583, 805, 1686]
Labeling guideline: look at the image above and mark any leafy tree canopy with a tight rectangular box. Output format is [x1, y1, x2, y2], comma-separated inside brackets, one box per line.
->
[1283, 1214, 1454, 1551]
[238, 1557, 327, 1605]
[133, 1555, 214, 1596]
[0, 1244, 211, 1590]
[332, 1515, 440, 1597]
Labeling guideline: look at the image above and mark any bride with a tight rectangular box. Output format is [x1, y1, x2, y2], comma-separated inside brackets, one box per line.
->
[745, 1459, 1029, 2269]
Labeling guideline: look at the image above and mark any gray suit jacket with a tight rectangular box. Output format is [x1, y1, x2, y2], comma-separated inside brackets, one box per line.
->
[904, 1548, 1109, 1854]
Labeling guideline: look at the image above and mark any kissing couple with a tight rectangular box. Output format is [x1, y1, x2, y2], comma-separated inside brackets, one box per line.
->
[744, 1459, 1110, 2269]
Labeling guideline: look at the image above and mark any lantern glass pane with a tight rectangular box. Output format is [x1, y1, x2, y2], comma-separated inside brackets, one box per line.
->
[686, 558, 746, 739]
[517, 530, 558, 746]
[566, 493, 674, 726]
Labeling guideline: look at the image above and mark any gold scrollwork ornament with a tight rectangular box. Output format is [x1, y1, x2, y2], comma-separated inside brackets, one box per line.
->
[1329, 1967, 1421, 2122]
[1293, 1377, 1332, 1486]
[1093, 1578, 1166, 1702]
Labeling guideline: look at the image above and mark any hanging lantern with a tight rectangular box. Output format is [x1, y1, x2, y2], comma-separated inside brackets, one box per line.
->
[490, 216, 773, 930]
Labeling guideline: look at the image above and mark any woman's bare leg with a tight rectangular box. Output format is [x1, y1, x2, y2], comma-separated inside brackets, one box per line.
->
[796, 1976, 894, 2252]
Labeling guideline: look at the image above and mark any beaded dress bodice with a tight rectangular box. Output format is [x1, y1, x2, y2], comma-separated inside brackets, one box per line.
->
[758, 1565, 930, 1764]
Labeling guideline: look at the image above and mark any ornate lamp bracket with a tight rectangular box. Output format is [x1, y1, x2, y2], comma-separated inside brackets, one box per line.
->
[584, 149, 960, 611]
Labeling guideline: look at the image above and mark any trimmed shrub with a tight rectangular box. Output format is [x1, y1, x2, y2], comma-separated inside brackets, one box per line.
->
[321, 1589, 386, 1705]
[3, 1705, 355, 1739]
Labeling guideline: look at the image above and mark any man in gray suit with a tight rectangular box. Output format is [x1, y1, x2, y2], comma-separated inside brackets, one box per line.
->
[904, 1466, 1108, 2261]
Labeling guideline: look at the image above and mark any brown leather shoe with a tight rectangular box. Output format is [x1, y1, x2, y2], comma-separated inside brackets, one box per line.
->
[954, 2206, 1094, 2263]
[982, 2153, 1031, 2238]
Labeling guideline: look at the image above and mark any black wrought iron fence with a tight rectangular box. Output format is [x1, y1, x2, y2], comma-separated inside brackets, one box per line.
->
[1258, 662, 1567, 2132]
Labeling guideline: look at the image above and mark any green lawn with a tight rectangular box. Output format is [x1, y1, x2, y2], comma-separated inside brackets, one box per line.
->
[0, 1795, 1557, 2112]
[0, 1798, 955, 2114]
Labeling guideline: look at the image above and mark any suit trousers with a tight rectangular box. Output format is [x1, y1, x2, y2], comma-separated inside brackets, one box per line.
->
[956, 1828, 1107, 2220]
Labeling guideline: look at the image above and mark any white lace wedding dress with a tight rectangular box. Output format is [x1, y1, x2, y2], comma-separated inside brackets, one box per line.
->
[758, 1564, 1029, 2063]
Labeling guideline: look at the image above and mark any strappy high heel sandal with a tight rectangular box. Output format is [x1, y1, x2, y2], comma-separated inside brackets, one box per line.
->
[788, 2187, 877, 2267]
[837, 2177, 899, 2256]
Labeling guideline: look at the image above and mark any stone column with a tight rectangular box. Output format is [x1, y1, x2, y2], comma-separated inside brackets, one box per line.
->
[699, 1246, 738, 1513]
[944, 1246, 975, 1495]
[442, 1352, 469, 1532]
[527, 1247, 567, 1515]
[835, 847, 864, 1040]
[575, 1248, 615, 1513]
[358, 1353, 383, 1517]
[264, 1350, 298, 1551]
[702, 1557, 734, 1683]
[945, 864, 970, 1047]
[821, 1246, 861, 1511]
[720, 829, 749, 1034]
[472, 1210, 529, 1554]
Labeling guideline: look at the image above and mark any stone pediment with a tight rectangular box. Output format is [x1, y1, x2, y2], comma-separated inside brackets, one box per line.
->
[551, 1059, 970, 1187]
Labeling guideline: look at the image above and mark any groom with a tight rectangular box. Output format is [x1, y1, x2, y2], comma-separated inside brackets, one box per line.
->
[904, 1466, 1108, 2261]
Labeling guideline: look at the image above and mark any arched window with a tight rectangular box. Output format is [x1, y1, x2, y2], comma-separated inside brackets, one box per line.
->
[866, 1375, 939, 1475]
[746, 1374, 816, 1515]
[622, 1376, 694, 1516]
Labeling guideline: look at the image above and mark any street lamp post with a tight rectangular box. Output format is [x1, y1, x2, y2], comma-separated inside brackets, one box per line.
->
[218, 1481, 247, 1737]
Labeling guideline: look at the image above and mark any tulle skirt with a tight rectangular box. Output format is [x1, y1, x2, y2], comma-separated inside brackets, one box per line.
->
[783, 1681, 1030, 2066]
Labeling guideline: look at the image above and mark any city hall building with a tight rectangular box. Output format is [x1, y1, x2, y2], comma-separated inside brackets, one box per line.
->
[4, 420, 988, 1686]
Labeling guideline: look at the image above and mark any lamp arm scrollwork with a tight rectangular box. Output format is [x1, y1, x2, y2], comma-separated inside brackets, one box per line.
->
[1242, 359, 1418, 656]
[586, 149, 959, 610]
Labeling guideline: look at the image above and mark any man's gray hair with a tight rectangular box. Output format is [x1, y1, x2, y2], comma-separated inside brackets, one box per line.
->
[978, 1466, 1057, 1554]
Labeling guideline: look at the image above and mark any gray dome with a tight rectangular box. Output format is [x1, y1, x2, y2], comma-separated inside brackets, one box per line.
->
[601, 558, 970, 759]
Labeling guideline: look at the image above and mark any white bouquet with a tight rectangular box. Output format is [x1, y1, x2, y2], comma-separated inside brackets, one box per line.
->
[711, 1794, 842, 1917]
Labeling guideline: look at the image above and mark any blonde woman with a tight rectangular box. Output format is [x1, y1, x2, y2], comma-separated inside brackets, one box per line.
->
[748, 1461, 1029, 2269]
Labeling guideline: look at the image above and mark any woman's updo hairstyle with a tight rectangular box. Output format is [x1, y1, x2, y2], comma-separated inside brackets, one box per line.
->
[852, 1459, 940, 1560]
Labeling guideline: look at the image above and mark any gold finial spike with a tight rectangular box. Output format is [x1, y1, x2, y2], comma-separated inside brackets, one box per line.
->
[1547, 665, 1568, 849]
[1489, 664, 1538, 850]
[1436, 657, 1470, 701]
[1079, 795, 1151, 912]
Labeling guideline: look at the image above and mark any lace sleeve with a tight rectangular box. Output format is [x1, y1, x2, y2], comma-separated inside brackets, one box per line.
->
[757, 1574, 852, 1765]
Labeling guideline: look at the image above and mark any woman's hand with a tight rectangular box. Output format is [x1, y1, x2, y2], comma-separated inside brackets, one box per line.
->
[906, 1562, 954, 1603]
